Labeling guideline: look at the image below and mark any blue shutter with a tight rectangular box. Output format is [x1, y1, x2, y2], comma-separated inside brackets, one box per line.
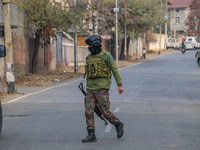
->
[0, 3, 18, 26]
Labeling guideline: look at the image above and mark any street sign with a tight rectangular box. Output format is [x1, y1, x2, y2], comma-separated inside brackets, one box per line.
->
[113, 8, 119, 13]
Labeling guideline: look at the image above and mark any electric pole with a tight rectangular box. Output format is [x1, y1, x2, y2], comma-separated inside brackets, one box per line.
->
[114, 0, 119, 64]
[165, 0, 168, 50]
[2, 0, 15, 93]
[124, 0, 127, 60]
[74, 0, 77, 73]
[159, 0, 162, 55]
[88, 0, 93, 35]
[174, 8, 176, 41]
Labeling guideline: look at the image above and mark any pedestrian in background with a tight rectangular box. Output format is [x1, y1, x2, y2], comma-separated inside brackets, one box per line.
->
[82, 34, 124, 143]
[181, 38, 186, 54]
[195, 50, 200, 68]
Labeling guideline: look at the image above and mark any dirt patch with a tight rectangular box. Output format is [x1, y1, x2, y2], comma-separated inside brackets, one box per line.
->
[15, 70, 84, 87]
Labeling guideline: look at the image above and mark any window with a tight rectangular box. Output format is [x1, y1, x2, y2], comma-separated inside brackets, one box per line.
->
[176, 17, 180, 24]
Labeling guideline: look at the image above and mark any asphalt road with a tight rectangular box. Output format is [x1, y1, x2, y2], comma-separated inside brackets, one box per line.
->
[1, 50, 200, 150]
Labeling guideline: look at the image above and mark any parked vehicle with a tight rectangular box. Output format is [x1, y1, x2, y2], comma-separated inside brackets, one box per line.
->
[196, 42, 200, 49]
[184, 41, 195, 50]
[175, 40, 181, 50]
[166, 38, 181, 50]
[185, 36, 198, 49]
[166, 38, 174, 49]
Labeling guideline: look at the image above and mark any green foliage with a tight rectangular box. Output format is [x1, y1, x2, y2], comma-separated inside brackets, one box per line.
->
[186, 0, 200, 38]
[12, 0, 87, 37]
[92, 0, 165, 39]
[12, 0, 165, 39]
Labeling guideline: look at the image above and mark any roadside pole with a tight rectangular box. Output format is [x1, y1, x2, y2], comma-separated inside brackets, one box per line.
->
[159, 0, 162, 55]
[74, 0, 77, 73]
[124, 0, 127, 60]
[174, 8, 176, 42]
[165, 0, 168, 50]
[2, 0, 15, 93]
[114, 0, 119, 64]
[88, 0, 93, 35]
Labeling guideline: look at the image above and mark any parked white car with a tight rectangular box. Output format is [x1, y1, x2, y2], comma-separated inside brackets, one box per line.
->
[196, 42, 200, 49]
[185, 36, 198, 49]
[166, 38, 181, 50]
[184, 41, 195, 50]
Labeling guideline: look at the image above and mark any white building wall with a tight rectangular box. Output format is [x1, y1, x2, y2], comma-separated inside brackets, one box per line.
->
[148, 34, 165, 51]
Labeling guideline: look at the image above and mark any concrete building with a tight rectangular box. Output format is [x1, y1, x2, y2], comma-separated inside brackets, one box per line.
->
[168, 0, 192, 38]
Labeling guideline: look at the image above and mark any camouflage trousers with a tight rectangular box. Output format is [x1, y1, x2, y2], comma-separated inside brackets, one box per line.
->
[84, 89, 119, 130]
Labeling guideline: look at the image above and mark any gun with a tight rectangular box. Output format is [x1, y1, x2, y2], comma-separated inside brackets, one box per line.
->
[78, 82, 108, 126]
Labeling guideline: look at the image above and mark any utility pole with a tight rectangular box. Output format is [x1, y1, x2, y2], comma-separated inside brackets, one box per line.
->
[124, 0, 127, 60]
[74, 0, 77, 73]
[2, 0, 15, 93]
[88, 0, 93, 35]
[165, 0, 168, 50]
[174, 8, 176, 41]
[159, 0, 162, 55]
[114, 0, 119, 64]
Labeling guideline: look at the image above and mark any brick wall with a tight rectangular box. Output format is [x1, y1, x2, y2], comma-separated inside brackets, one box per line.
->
[12, 32, 45, 78]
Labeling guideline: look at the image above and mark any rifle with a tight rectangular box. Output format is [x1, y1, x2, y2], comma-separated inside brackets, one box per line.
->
[78, 82, 108, 126]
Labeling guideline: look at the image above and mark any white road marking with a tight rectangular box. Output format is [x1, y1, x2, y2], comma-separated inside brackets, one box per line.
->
[113, 107, 120, 113]
[119, 62, 142, 71]
[2, 78, 83, 104]
[105, 123, 112, 133]
[105, 107, 120, 133]
[123, 98, 128, 102]
[130, 91, 134, 95]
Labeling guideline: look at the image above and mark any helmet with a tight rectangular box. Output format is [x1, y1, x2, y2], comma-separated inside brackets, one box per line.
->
[85, 34, 101, 46]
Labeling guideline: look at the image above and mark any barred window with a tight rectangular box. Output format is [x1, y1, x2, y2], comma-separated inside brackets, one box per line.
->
[176, 17, 180, 24]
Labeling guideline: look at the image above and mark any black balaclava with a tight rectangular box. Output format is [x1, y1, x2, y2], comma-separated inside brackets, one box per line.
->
[89, 46, 102, 55]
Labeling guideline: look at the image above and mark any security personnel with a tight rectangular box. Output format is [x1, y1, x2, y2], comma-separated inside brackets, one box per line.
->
[82, 34, 124, 143]
[195, 50, 200, 67]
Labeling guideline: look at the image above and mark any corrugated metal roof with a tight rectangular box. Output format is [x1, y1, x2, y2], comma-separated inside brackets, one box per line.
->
[0, 2, 18, 26]
[168, 0, 192, 8]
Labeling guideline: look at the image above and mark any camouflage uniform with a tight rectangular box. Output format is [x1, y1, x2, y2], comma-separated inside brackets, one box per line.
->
[84, 50, 122, 130]
[82, 35, 124, 143]
[85, 89, 119, 130]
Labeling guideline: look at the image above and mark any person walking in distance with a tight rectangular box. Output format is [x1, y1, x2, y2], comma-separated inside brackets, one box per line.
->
[82, 34, 124, 143]
[181, 38, 186, 54]
[195, 49, 200, 67]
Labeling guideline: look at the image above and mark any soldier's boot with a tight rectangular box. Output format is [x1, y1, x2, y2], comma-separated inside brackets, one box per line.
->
[115, 121, 124, 138]
[82, 129, 97, 143]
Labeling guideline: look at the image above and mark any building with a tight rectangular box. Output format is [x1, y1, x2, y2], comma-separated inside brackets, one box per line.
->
[168, 0, 192, 38]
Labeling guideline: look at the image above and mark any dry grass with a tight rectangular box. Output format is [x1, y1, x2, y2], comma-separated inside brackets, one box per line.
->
[15, 70, 84, 87]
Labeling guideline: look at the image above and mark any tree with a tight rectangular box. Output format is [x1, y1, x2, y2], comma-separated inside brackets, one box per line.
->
[12, 0, 87, 73]
[91, 0, 163, 37]
[90, 0, 164, 58]
[186, 0, 200, 41]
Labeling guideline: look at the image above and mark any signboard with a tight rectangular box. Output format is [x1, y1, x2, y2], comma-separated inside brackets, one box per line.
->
[77, 35, 89, 46]
[113, 8, 119, 12]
